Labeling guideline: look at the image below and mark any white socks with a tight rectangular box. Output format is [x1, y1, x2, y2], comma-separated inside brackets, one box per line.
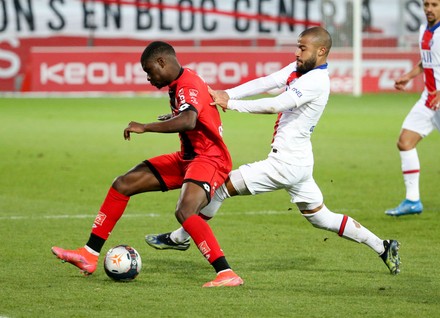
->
[173, 204, 386, 254]
[303, 205, 385, 254]
[400, 149, 420, 201]
[170, 227, 190, 244]
[84, 245, 100, 256]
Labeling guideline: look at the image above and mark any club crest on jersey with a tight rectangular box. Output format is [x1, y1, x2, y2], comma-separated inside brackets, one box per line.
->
[189, 89, 199, 97]
[183, 89, 198, 105]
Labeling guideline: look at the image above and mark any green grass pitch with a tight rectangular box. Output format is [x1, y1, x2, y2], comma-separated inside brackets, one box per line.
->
[0, 93, 439, 317]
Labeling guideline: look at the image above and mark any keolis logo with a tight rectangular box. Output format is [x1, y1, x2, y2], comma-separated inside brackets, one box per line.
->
[40, 62, 145, 85]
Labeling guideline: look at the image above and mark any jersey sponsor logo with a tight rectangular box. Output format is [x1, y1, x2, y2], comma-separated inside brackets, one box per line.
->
[291, 87, 303, 98]
[422, 50, 433, 64]
[94, 211, 107, 226]
[177, 88, 186, 104]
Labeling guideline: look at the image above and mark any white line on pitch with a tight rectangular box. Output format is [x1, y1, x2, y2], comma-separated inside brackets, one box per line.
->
[0, 210, 292, 220]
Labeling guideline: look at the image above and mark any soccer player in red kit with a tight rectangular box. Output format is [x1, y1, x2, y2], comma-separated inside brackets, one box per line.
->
[51, 41, 243, 287]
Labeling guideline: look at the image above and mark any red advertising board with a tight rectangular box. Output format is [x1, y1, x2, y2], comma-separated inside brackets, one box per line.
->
[23, 47, 423, 94]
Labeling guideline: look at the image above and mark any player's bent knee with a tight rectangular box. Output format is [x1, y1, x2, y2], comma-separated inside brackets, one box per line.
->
[174, 208, 197, 224]
[296, 201, 322, 213]
[397, 140, 415, 151]
[111, 176, 130, 196]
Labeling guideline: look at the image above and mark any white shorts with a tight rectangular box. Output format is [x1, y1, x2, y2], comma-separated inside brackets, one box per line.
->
[402, 100, 439, 137]
[238, 156, 323, 209]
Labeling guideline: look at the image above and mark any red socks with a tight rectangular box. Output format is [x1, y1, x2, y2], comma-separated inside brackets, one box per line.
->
[91, 187, 129, 240]
[183, 214, 224, 264]
[90, 188, 225, 266]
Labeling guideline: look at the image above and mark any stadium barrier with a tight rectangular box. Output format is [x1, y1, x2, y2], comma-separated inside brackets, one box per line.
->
[21, 46, 423, 94]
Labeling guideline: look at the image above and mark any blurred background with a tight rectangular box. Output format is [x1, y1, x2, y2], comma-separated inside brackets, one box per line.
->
[0, 0, 426, 95]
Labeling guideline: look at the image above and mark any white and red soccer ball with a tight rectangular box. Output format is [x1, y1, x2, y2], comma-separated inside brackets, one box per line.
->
[104, 245, 142, 281]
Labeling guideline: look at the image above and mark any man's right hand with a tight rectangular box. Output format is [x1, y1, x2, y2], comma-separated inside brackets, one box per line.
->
[208, 86, 230, 111]
[394, 76, 410, 91]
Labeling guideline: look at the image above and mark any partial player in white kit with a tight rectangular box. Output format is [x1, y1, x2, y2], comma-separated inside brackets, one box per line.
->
[385, 0, 440, 217]
[146, 27, 401, 275]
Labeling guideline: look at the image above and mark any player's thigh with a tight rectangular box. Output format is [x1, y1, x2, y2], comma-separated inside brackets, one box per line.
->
[175, 159, 228, 222]
[237, 158, 297, 194]
[145, 152, 185, 191]
[113, 161, 162, 196]
[184, 158, 229, 200]
[402, 101, 436, 138]
[285, 166, 323, 209]
[175, 181, 210, 223]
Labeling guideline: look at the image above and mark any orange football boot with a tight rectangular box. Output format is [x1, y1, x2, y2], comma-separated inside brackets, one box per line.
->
[202, 269, 244, 287]
[51, 246, 98, 275]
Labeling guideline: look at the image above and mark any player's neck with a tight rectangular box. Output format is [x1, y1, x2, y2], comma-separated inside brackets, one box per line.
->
[428, 19, 440, 28]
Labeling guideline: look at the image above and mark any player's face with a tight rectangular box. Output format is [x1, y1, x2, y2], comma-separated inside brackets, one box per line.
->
[424, 0, 440, 26]
[295, 35, 318, 74]
[141, 57, 169, 89]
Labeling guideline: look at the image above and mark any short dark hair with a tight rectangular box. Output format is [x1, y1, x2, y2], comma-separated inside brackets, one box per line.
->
[141, 41, 176, 63]
[300, 27, 332, 55]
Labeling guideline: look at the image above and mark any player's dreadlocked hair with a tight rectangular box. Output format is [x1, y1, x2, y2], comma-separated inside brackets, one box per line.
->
[141, 41, 176, 63]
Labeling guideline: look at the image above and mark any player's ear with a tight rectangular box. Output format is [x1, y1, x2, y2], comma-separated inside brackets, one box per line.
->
[157, 57, 166, 68]
[318, 46, 327, 57]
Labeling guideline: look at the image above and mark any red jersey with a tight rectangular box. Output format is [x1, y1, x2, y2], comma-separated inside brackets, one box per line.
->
[168, 68, 232, 170]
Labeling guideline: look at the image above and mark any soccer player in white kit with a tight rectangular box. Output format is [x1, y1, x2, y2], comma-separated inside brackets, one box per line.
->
[385, 0, 440, 216]
[146, 27, 401, 275]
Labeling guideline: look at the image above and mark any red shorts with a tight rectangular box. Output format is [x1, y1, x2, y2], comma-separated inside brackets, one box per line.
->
[145, 152, 230, 200]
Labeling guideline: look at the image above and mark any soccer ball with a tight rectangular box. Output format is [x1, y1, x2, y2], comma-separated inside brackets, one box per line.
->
[104, 245, 142, 281]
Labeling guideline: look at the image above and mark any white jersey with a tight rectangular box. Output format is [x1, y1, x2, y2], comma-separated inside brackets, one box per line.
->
[419, 23, 440, 109]
[402, 24, 440, 137]
[226, 62, 330, 165]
